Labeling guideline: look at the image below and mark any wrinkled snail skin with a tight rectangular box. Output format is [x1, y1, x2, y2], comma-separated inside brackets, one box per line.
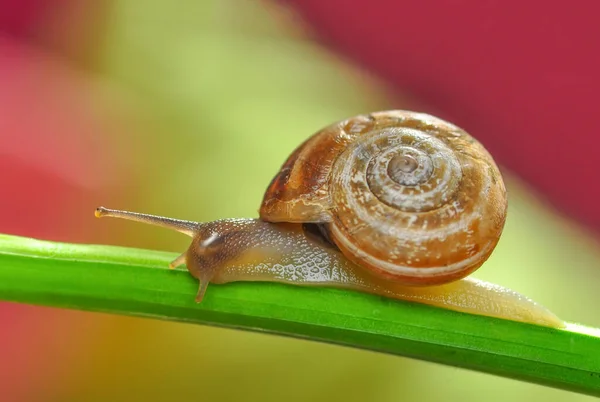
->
[200, 219, 563, 328]
[260, 110, 508, 286]
[94, 210, 563, 327]
[94, 110, 564, 328]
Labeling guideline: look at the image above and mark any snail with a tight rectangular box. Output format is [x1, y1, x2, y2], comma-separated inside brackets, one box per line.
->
[95, 110, 564, 328]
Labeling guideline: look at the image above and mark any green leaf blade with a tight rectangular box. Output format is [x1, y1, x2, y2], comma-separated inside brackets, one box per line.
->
[0, 234, 598, 396]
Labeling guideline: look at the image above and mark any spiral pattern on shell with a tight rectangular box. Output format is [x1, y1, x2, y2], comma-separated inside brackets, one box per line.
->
[260, 110, 507, 286]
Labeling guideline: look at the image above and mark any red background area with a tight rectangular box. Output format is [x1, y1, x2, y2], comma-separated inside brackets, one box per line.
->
[284, 0, 600, 235]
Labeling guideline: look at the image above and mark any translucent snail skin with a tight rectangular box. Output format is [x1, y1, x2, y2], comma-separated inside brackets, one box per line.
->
[95, 110, 564, 328]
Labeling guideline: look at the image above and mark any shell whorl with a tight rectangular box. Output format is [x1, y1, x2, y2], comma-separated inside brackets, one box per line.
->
[260, 110, 507, 286]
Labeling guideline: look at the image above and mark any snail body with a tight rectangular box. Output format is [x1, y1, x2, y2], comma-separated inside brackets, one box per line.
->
[95, 110, 563, 328]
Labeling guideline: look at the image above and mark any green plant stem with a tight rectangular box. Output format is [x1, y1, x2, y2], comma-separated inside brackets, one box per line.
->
[0, 234, 599, 396]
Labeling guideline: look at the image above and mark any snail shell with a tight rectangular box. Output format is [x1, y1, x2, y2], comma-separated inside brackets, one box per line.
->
[260, 110, 508, 286]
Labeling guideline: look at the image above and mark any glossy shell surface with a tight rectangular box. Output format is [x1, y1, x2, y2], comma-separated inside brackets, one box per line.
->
[260, 110, 507, 286]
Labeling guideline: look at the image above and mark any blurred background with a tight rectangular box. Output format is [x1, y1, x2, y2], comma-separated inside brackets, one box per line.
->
[1, 1, 599, 401]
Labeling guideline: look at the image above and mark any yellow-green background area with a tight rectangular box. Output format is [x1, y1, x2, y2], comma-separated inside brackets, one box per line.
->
[19, 1, 600, 401]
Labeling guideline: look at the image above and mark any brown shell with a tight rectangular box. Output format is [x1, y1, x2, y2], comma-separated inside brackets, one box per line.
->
[259, 110, 507, 286]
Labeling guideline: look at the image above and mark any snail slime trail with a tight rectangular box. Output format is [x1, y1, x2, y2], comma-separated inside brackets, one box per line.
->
[95, 110, 563, 328]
